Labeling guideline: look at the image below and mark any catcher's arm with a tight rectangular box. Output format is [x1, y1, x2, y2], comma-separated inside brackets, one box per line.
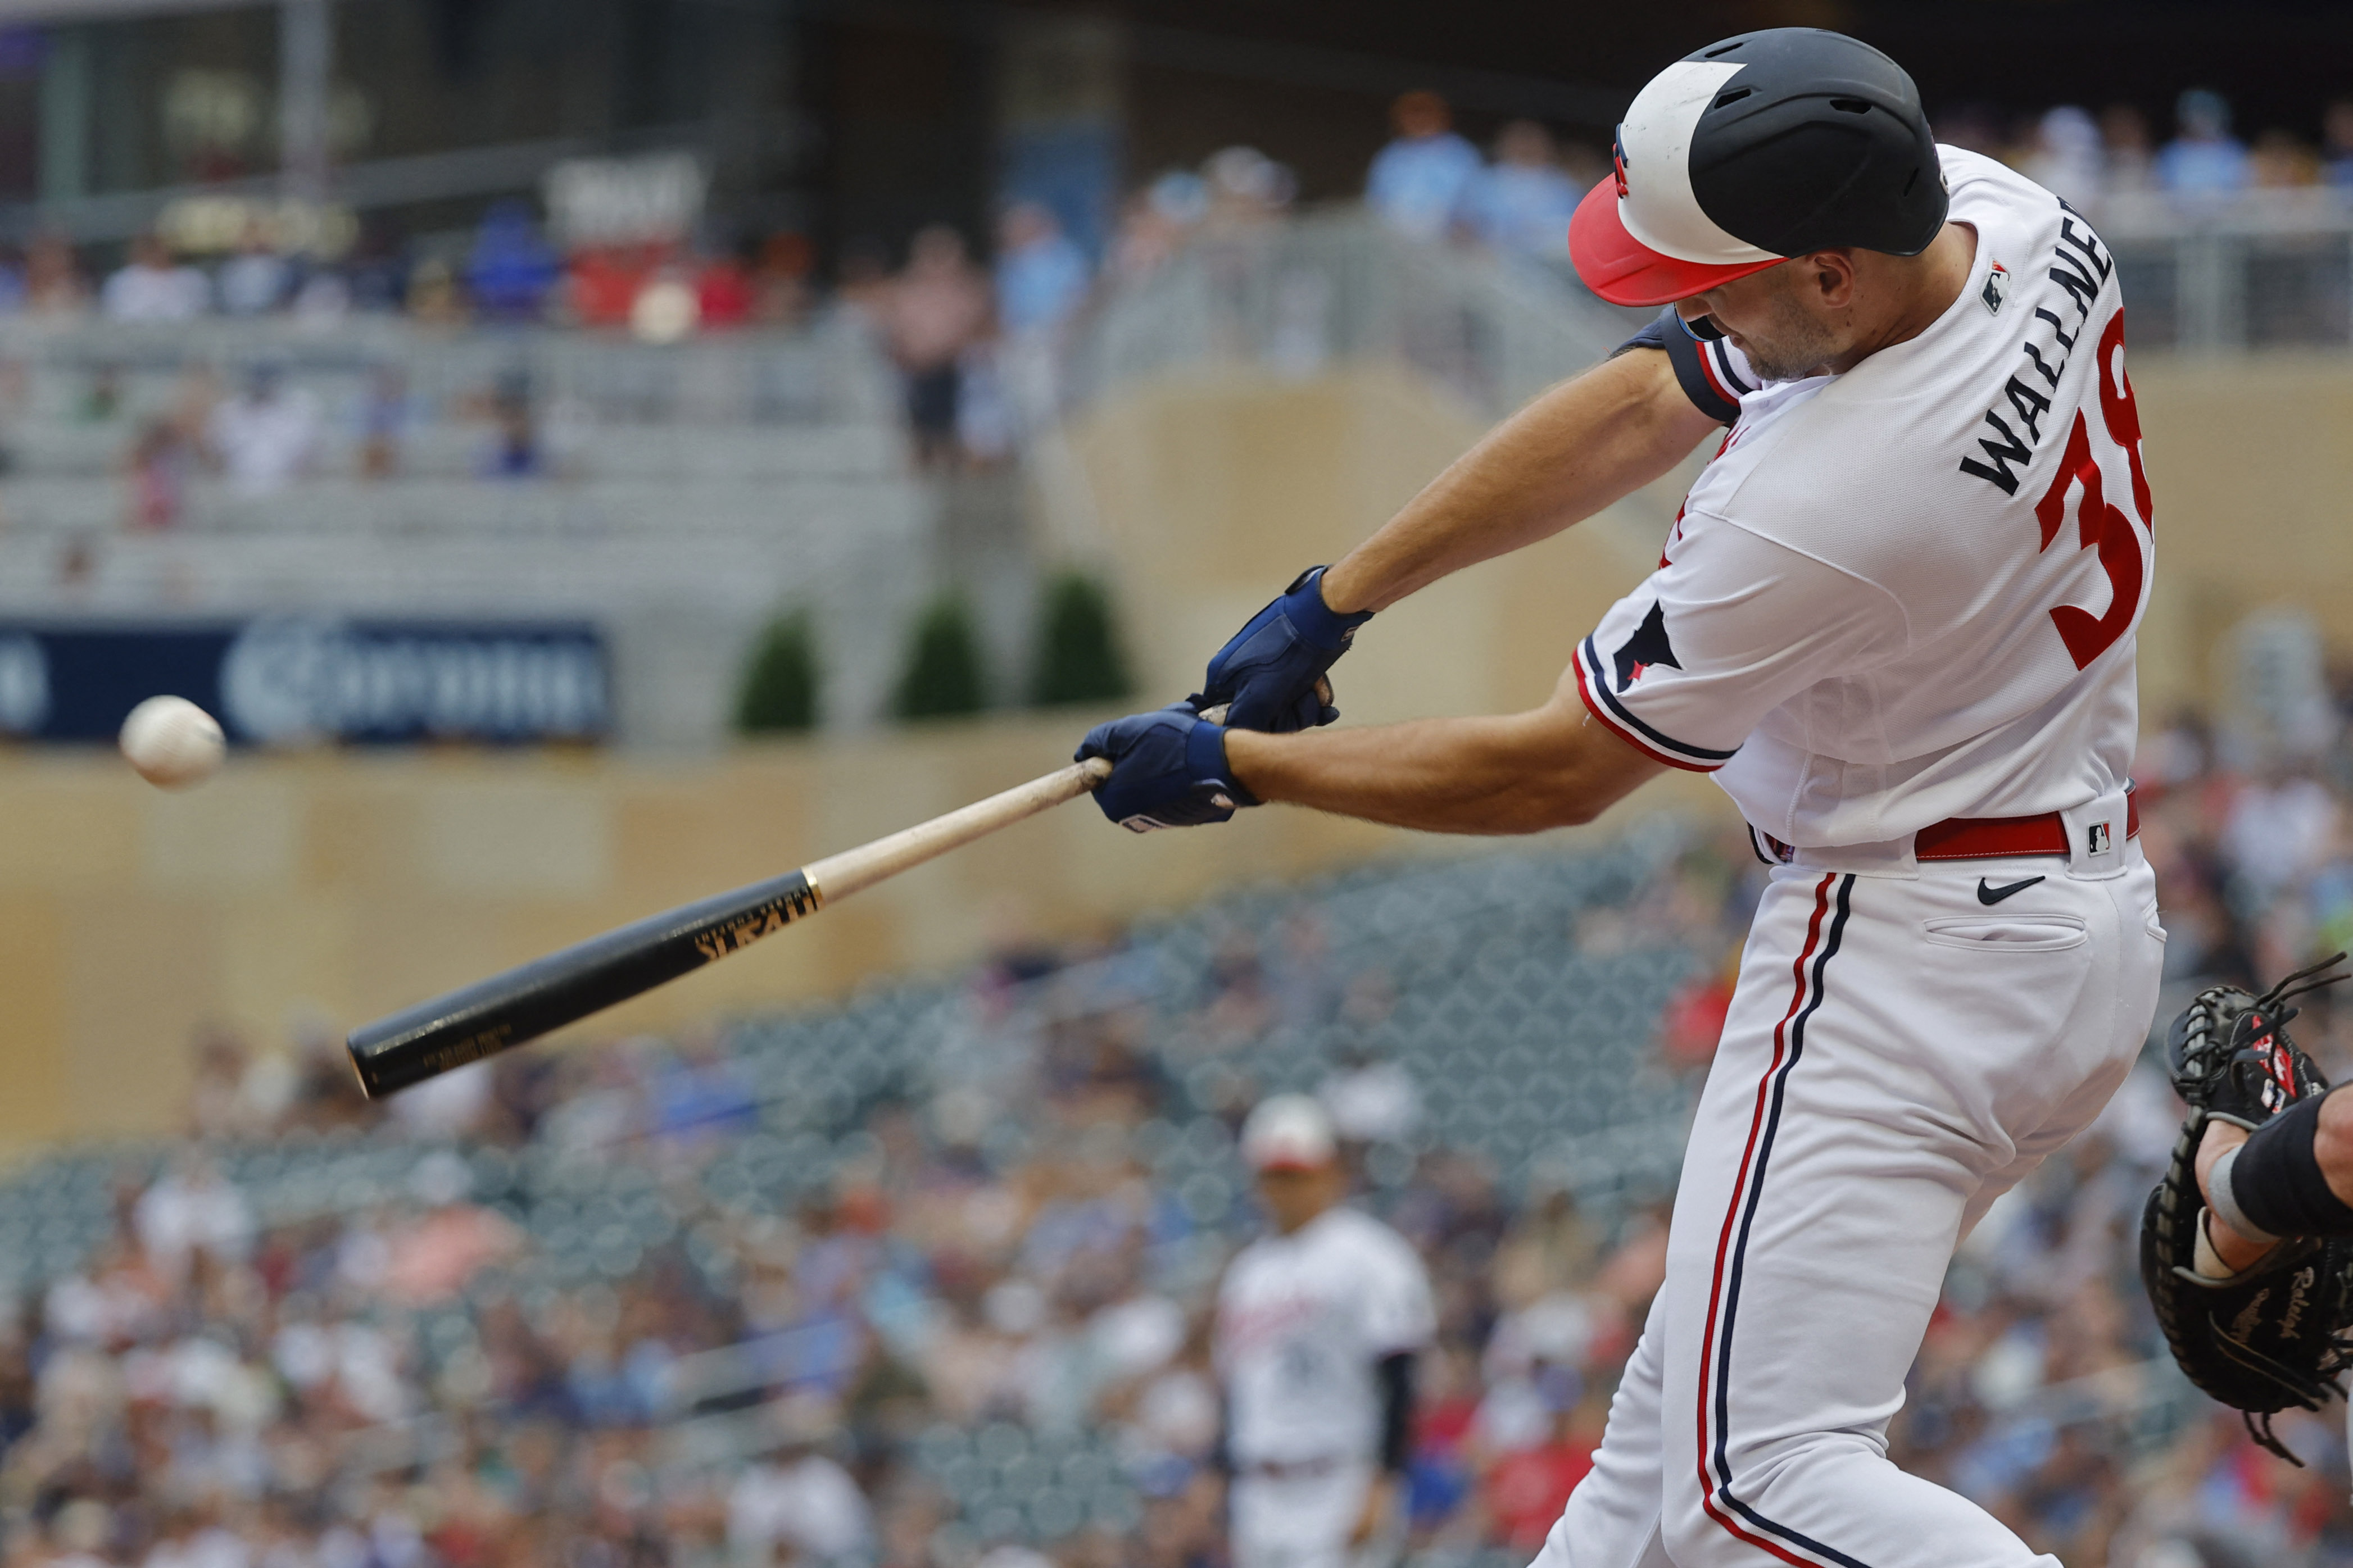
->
[2141, 961, 2353, 1464]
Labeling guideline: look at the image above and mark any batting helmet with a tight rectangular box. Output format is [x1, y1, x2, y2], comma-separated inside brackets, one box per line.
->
[1570, 28, 1947, 307]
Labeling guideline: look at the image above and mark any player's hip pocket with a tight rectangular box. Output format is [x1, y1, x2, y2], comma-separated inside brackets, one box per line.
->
[1921, 913, 2088, 952]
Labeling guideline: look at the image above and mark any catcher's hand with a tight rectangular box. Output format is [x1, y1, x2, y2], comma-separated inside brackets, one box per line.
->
[2139, 965, 2353, 1463]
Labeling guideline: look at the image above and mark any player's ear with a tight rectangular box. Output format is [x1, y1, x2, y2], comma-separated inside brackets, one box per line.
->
[1800, 249, 1858, 310]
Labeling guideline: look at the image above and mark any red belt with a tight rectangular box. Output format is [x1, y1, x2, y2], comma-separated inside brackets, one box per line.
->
[1757, 790, 2139, 865]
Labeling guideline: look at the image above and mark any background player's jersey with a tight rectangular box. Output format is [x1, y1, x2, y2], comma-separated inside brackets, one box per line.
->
[1577, 147, 2153, 849]
[1216, 1206, 1435, 1467]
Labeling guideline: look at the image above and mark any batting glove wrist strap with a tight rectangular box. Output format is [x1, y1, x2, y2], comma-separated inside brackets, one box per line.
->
[1078, 705, 1257, 833]
[1195, 566, 1375, 734]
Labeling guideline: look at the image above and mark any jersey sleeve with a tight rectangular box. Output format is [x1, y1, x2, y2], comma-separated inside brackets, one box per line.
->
[1613, 308, 1760, 426]
[1571, 516, 1908, 772]
[1355, 1231, 1437, 1357]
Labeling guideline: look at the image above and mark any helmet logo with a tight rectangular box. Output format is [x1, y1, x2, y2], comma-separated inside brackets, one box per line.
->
[1612, 128, 1630, 200]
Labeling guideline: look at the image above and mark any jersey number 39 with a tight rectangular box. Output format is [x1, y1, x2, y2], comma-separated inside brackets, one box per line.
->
[2033, 309, 2153, 670]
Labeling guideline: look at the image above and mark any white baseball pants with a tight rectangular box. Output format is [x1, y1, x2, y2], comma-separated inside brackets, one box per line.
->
[1535, 851, 2164, 1568]
[1231, 1462, 1401, 1568]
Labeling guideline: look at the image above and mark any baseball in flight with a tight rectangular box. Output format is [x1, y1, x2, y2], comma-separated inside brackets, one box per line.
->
[118, 696, 226, 790]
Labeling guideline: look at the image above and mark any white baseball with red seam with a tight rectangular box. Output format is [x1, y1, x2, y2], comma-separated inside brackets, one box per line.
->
[118, 696, 225, 789]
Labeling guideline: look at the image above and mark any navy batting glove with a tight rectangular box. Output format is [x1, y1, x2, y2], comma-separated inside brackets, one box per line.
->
[1195, 566, 1374, 733]
[1077, 705, 1259, 833]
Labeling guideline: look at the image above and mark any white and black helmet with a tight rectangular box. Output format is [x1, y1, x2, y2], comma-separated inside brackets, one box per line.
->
[1570, 29, 1947, 307]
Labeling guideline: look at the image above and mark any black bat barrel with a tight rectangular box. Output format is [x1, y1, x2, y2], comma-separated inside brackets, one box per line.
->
[346, 869, 821, 1097]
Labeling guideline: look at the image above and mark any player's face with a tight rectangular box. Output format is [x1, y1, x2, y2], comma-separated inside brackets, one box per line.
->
[1679, 257, 1852, 383]
[1257, 1162, 1344, 1232]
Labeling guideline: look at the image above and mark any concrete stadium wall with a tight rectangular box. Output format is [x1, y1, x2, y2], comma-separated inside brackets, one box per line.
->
[0, 720, 1726, 1152]
[1057, 353, 2353, 730]
[2, 348, 2343, 1152]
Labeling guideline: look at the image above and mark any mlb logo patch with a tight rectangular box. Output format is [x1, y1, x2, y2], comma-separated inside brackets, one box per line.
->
[2086, 820, 2112, 856]
[1980, 261, 2010, 315]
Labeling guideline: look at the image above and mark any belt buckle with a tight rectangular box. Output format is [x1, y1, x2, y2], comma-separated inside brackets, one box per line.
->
[2060, 788, 2130, 879]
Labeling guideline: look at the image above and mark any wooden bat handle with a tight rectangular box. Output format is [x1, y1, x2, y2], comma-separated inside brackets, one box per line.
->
[805, 756, 1110, 905]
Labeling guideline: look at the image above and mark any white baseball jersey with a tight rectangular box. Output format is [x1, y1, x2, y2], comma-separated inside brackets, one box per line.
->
[1574, 147, 2153, 849]
[1541, 144, 2169, 1568]
[1215, 1205, 1434, 1467]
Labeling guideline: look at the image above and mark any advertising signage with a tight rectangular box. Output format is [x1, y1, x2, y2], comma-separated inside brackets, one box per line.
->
[0, 617, 610, 746]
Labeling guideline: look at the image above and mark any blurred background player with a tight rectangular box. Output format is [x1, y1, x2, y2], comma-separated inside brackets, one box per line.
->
[1217, 1096, 1435, 1568]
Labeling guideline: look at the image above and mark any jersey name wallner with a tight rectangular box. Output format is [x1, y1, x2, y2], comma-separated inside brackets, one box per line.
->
[1958, 205, 2115, 497]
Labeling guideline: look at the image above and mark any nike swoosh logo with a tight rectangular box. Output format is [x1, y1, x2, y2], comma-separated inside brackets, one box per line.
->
[1977, 875, 2046, 905]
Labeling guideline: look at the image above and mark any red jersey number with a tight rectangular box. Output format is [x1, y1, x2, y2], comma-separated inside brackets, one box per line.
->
[2032, 310, 2152, 671]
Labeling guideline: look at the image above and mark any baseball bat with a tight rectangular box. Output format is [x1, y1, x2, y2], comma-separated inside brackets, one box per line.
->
[346, 756, 1113, 1098]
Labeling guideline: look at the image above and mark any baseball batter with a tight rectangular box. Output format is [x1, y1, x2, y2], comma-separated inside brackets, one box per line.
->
[1216, 1096, 1435, 1568]
[1080, 27, 2165, 1568]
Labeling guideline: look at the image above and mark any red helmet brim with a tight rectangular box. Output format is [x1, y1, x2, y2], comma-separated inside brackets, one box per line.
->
[1568, 180, 1784, 307]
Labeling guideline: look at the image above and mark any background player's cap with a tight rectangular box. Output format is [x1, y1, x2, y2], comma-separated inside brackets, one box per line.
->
[1570, 28, 1948, 308]
[1239, 1094, 1339, 1172]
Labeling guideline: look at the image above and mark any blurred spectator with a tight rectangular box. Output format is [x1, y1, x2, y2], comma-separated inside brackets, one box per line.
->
[1483, 1402, 1601, 1551]
[466, 200, 561, 322]
[478, 371, 544, 479]
[133, 1155, 255, 1284]
[566, 243, 656, 329]
[2099, 104, 2157, 196]
[102, 233, 208, 321]
[0, 243, 26, 316]
[206, 363, 319, 494]
[1203, 146, 1295, 228]
[216, 218, 290, 316]
[726, 1394, 876, 1562]
[357, 363, 410, 480]
[752, 231, 817, 327]
[630, 261, 704, 343]
[1367, 90, 1482, 242]
[2327, 100, 2353, 190]
[2250, 128, 2320, 189]
[1110, 174, 1206, 283]
[884, 225, 991, 470]
[289, 262, 352, 328]
[696, 245, 757, 331]
[406, 254, 466, 325]
[125, 416, 194, 530]
[995, 202, 1092, 338]
[23, 231, 87, 316]
[2020, 106, 2105, 208]
[2157, 88, 2251, 197]
[1465, 120, 1586, 260]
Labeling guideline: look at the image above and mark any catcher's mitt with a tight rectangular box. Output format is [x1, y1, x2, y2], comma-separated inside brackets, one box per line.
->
[2139, 955, 2353, 1462]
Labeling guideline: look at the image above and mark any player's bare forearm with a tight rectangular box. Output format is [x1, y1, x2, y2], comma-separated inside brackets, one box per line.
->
[1320, 349, 1720, 614]
[1223, 671, 1663, 835]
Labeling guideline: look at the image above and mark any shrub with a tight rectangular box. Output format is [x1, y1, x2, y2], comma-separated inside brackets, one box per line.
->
[894, 592, 988, 720]
[1029, 572, 1133, 708]
[734, 610, 821, 734]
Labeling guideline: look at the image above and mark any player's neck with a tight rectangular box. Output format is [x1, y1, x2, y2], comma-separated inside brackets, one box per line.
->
[1829, 221, 1978, 373]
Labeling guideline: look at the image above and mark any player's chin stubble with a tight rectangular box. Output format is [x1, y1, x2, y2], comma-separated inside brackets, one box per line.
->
[1733, 280, 1843, 382]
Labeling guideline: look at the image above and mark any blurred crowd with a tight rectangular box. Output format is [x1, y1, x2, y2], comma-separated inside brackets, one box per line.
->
[0, 79, 2347, 483]
[2, 655, 2352, 1566]
[1957, 90, 2353, 211]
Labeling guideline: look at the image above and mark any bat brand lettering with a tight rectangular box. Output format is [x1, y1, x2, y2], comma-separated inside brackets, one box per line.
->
[691, 885, 821, 962]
